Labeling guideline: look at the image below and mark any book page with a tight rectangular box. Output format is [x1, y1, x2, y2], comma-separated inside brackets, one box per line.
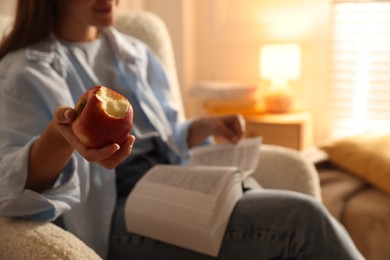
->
[126, 165, 243, 228]
[189, 137, 262, 178]
[139, 165, 239, 196]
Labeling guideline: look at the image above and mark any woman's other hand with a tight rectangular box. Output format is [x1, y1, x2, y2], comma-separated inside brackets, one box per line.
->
[188, 114, 246, 148]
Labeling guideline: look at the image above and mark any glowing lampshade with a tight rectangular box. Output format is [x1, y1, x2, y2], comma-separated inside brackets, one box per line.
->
[259, 44, 301, 113]
[260, 44, 301, 86]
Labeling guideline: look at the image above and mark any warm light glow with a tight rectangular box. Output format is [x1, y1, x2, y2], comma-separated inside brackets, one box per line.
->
[260, 44, 301, 85]
[259, 44, 301, 113]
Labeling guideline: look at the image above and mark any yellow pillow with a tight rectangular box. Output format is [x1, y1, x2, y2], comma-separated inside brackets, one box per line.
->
[320, 130, 390, 194]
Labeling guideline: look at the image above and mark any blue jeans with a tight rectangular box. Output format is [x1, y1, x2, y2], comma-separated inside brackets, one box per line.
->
[107, 189, 364, 260]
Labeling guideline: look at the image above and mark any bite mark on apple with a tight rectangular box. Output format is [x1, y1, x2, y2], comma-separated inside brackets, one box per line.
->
[96, 87, 130, 118]
[71, 86, 133, 148]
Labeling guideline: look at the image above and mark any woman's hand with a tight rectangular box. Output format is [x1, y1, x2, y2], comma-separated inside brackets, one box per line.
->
[187, 114, 246, 148]
[54, 106, 135, 169]
[27, 106, 134, 192]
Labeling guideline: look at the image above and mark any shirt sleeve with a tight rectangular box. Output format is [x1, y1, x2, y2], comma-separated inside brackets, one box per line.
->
[0, 51, 81, 220]
[0, 138, 81, 221]
[173, 119, 213, 161]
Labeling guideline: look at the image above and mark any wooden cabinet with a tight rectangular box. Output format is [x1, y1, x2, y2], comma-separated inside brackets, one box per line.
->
[244, 112, 312, 150]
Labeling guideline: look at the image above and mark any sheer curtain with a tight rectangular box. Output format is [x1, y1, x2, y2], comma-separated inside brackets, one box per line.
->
[329, 0, 390, 138]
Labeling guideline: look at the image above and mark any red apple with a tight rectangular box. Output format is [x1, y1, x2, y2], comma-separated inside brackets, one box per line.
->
[71, 86, 133, 148]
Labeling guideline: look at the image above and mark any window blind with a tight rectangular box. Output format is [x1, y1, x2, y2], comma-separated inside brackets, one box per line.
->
[329, 1, 390, 138]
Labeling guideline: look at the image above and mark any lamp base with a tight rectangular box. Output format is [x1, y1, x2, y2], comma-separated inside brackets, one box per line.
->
[264, 88, 292, 113]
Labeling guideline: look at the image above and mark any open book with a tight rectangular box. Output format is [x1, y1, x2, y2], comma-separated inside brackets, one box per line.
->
[124, 137, 262, 257]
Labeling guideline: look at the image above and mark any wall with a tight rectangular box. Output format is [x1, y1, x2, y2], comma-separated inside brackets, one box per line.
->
[194, 0, 331, 142]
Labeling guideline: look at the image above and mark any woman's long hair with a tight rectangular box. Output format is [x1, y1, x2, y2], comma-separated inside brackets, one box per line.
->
[0, 0, 59, 60]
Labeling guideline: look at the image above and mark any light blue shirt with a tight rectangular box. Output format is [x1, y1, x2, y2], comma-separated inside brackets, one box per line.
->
[0, 27, 202, 258]
[60, 33, 161, 156]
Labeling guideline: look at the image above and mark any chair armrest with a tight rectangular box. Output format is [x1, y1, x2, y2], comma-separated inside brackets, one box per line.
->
[253, 144, 322, 201]
[0, 217, 101, 260]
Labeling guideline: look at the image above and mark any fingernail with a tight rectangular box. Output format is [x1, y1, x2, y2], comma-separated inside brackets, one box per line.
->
[64, 110, 69, 120]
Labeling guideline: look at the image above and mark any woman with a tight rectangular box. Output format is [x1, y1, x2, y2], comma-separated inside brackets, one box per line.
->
[0, 0, 364, 259]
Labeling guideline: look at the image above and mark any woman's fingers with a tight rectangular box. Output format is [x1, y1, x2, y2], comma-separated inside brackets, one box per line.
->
[212, 115, 246, 143]
[99, 135, 136, 169]
[55, 106, 75, 124]
[53, 106, 136, 169]
[74, 136, 135, 167]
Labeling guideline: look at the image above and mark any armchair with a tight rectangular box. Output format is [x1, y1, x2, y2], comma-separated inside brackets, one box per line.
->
[0, 10, 321, 259]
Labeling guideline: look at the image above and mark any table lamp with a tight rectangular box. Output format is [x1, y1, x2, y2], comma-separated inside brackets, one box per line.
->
[260, 44, 301, 113]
